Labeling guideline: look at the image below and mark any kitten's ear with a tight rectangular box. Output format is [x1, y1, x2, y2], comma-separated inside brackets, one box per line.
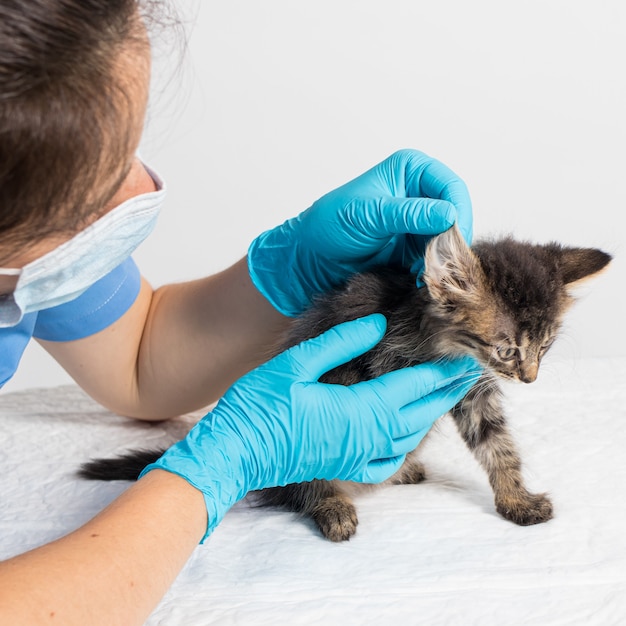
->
[423, 224, 484, 305]
[558, 246, 612, 285]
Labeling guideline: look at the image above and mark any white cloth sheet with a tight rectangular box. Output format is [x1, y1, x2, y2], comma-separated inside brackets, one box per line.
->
[1, 357, 625, 625]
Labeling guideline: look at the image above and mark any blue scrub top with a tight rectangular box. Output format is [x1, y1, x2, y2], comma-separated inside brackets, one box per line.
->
[0, 257, 141, 388]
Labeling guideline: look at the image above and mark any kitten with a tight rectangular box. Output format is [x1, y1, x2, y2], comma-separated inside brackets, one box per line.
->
[79, 225, 611, 541]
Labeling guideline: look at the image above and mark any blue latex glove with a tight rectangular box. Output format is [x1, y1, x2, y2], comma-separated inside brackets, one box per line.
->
[248, 149, 472, 316]
[140, 314, 480, 541]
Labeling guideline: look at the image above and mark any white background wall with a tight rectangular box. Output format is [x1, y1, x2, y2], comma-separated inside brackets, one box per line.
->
[5, 0, 625, 392]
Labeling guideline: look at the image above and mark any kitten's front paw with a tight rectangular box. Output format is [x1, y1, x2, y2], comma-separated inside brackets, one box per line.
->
[496, 492, 553, 526]
[312, 496, 358, 542]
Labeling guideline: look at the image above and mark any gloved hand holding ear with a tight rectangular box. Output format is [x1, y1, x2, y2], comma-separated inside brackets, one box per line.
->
[248, 149, 472, 316]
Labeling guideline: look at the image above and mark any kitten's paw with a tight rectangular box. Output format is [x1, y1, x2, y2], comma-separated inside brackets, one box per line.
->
[496, 492, 553, 526]
[312, 496, 358, 542]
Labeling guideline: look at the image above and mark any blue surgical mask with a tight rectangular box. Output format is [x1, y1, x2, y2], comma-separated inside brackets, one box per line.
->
[0, 163, 165, 327]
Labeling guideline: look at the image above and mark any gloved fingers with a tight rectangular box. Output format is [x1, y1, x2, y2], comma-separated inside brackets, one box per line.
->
[397, 373, 481, 435]
[371, 149, 434, 196]
[359, 356, 480, 410]
[347, 195, 458, 240]
[388, 426, 437, 459]
[290, 314, 387, 380]
[360, 454, 407, 484]
[404, 153, 473, 244]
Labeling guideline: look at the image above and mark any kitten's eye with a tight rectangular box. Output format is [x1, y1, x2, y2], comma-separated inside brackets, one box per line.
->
[497, 346, 517, 361]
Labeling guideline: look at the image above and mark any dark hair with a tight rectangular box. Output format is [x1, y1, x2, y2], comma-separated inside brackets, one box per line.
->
[0, 0, 154, 254]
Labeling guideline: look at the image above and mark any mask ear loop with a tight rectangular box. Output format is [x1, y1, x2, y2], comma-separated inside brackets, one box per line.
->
[140, 161, 165, 192]
[0, 270, 20, 298]
[0, 270, 23, 326]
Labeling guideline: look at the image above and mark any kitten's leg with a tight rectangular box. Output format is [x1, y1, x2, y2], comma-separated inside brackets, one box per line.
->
[388, 450, 427, 485]
[259, 480, 359, 542]
[450, 380, 553, 525]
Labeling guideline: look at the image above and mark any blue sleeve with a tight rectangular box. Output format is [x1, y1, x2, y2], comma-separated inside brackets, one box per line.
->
[33, 257, 142, 342]
[0, 313, 37, 387]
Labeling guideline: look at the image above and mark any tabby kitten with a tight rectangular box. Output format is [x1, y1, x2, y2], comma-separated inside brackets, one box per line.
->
[79, 225, 611, 542]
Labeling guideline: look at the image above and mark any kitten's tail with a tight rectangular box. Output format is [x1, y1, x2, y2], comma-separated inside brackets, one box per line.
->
[78, 448, 166, 481]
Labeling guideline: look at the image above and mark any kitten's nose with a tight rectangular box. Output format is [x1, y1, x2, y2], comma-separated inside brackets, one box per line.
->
[519, 362, 538, 384]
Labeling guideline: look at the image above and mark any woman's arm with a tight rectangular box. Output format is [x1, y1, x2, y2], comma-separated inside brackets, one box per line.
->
[39, 256, 290, 418]
[0, 470, 206, 625]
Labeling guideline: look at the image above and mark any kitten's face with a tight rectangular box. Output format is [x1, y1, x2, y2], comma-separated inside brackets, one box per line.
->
[422, 226, 611, 384]
[454, 312, 559, 384]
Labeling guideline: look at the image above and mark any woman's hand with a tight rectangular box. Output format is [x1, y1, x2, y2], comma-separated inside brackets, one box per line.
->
[141, 314, 480, 540]
[248, 149, 472, 316]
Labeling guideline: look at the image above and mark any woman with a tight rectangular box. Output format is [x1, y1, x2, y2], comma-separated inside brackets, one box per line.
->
[0, 2, 477, 623]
